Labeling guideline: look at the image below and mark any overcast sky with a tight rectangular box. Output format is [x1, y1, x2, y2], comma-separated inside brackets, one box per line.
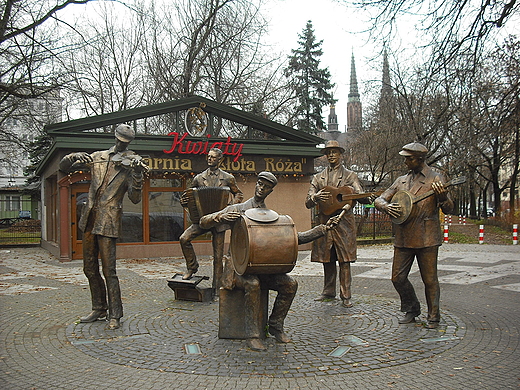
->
[264, 0, 386, 131]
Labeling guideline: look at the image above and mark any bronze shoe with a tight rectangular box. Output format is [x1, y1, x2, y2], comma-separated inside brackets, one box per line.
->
[342, 299, 353, 308]
[106, 318, 121, 330]
[248, 338, 267, 351]
[398, 312, 420, 324]
[182, 270, 196, 280]
[268, 327, 291, 343]
[425, 321, 440, 329]
[314, 295, 335, 302]
[79, 310, 107, 323]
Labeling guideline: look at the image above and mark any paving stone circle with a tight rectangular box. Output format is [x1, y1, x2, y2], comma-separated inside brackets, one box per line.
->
[66, 291, 465, 378]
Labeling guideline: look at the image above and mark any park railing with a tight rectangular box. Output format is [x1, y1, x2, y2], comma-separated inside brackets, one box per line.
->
[0, 199, 41, 246]
[353, 203, 393, 242]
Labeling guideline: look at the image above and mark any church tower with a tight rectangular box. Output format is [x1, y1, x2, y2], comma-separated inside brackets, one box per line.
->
[327, 105, 339, 132]
[379, 46, 395, 117]
[347, 51, 362, 132]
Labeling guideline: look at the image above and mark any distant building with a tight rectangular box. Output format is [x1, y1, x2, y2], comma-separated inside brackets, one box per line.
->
[319, 51, 363, 153]
[0, 91, 62, 187]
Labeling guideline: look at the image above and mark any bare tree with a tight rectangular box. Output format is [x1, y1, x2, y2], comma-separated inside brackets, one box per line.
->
[0, 0, 94, 172]
[63, 3, 150, 120]
[343, 0, 519, 72]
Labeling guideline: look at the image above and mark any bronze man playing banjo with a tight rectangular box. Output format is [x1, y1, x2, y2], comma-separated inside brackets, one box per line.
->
[374, 142, 454, 329]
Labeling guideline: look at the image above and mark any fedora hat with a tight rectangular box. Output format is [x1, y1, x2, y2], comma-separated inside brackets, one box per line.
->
[320, 140, 345, 154]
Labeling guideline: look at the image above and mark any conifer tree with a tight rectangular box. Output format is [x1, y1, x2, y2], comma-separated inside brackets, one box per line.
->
[285, 20, 336, 134]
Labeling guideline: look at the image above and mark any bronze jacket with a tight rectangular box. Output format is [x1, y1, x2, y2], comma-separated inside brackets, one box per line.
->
[60, 147, 143, 238]
[374, 164, 454, 248]
[305, 165, 365, 263]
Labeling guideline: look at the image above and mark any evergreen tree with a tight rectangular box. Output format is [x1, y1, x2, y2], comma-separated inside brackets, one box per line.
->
[285, 20, 336, 134]
[24, 132, 54, 186]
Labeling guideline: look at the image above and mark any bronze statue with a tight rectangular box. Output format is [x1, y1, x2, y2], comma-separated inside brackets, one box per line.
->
[374, 142, 454, 329]
[180, 148, 243, 291]
[305, 140, 372, 308]
[59, 124, 147, 329]
[200, 172, 339, 351]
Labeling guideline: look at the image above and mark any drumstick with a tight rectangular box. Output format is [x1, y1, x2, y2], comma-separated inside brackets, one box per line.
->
[337, 203, 352, 220]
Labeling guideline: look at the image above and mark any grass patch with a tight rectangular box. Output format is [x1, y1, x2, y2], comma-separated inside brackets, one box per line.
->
[447, 231, 478, 244]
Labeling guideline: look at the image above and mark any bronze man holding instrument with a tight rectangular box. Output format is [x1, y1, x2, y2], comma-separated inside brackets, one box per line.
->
[59, 124, 147, 329]
[374, 142, 455, 329]
[305, 140, 375, 308]
[179, 148, 243, 291]
[201, 172, 340, 351]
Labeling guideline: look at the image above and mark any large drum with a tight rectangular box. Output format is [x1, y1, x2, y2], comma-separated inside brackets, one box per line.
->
[230, 208, 298, 276]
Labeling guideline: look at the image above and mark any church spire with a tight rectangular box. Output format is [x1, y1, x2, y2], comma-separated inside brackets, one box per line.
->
[348, 51, 360, 102]
[347, 50, 362, 132]
[381, 46, 392, 101]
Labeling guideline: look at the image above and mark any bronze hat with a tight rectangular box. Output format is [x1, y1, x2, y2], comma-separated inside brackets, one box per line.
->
[320, 140, 345, 154]
[257, 171, 278, 187]
[115, 124, 135, 143]
[399, 142, 428, 156]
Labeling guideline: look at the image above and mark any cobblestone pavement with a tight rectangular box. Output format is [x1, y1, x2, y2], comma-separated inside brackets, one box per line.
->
[0, 244, 518, 389]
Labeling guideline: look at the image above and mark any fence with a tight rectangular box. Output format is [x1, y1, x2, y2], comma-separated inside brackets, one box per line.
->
[353, 204, 393, 241]
[0, 198, 41, 246]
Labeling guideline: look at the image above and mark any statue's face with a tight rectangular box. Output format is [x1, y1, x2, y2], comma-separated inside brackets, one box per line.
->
[255, 178, 274, 200]
[404, 155, 422, 172]
[206, 150, 221, 168]
[325, 148, 342, 167]
[115, 139, 129, 153]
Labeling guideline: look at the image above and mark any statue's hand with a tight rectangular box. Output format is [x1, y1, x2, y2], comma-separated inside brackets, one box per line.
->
[314, 189, 331, 203]
[432, 181, 448, 202]
[180, 192, 189, 207]
[219, 211, 241, 222]
[74, 152, 93, 165]
[385, 203, 402, 218]
[130, 157, 149, 173]
[326, 215, 341, 230]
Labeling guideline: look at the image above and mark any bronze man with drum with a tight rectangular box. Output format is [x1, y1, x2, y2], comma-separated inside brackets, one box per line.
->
[374, 142, 454, 329]
[200, 172, 339, 351]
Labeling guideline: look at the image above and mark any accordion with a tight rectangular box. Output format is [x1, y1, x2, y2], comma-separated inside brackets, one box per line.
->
[183, 186, 231, 223]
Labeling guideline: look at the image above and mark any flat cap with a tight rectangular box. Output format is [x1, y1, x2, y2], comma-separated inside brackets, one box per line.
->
[115, 124, 135, 143]
[399, 142, 428, 156]
[258, 171, 278, 187]
[320, 140, 345, 154]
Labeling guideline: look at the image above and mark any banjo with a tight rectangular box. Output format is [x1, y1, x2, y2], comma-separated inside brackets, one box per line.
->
[390, 176, 466, 225]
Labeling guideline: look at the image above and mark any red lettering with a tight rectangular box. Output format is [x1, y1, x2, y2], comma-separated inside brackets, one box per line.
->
[163, 132, 244, 161]
[164, 132, 188, 154]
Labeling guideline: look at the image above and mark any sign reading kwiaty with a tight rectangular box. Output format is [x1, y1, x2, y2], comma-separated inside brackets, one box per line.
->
[164, 132, 244, 162]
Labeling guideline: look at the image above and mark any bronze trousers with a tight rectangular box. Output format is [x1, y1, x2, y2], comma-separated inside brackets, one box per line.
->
[82, 230, 122, 320]
[235, 273, 298, 339]
[321, 246, 352, 301]
[392, 246, 440, 322]
[179, 224, 224, 290]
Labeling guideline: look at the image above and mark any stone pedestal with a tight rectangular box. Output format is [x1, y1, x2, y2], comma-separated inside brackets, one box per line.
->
[218, 288, 269, 339]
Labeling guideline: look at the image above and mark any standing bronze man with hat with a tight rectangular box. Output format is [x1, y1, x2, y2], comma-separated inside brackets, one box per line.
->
[60, 124, 147, 329]
[305, 140, 372, 308]
[374, 142, 454, 328]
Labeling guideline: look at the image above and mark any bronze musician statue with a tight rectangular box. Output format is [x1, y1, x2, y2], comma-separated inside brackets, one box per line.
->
[179, 148, 243, 292]
[374, 142, 454, 329]
[200, 172, 340, 351]
[59, 124, 147, 329]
